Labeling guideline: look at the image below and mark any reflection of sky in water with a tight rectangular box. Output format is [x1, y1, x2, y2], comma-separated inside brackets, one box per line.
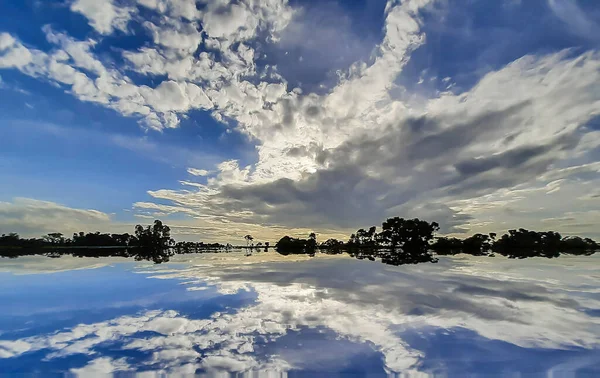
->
[0, 252, 599, 377]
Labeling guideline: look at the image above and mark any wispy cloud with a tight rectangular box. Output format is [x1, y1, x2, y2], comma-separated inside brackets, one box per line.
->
[0, 197, 112, 237]
[548, 0, 600, 41]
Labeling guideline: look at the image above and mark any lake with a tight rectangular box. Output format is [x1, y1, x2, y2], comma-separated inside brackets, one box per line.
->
[0, 251, 599, 377]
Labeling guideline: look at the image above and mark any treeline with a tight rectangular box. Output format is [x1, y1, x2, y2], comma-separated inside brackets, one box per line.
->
[432, 230, 598, 258]
[0, 223, 166, 250]
[274, 217, 599, 265]
[2, 217, 598, 265]
[275, 218, 441, 264]
[0, 220, 225, 263]
[173, 241, 231, 254]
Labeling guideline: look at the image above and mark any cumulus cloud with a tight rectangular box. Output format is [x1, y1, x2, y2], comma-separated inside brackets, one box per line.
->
[71, 0, 135, 35]
[142, 49, 600, 235]
[130, 0, 598, 237]
[0, 0, 293, 130]
[137, 0, 200, 20]
[70, 357, 132, 376]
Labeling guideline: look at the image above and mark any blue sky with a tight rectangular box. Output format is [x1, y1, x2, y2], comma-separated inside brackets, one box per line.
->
[1, 0, 600, 242]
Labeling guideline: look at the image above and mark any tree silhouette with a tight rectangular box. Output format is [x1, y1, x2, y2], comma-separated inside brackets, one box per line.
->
[244, 234, 254, 247]
[462, 233, 496, 255]
[43, 233, 64, 244]
[431, 237, 463, 255]
[0, 217, 598, 264]
[321, 238, 344, 253]
[378, 218, 439, 251]
[275, 235, 313, 254]
[134, 220, 174, 263]
[307, 232, 317, 252]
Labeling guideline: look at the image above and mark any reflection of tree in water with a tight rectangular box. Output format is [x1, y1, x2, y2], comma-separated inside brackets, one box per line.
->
[348, 248, 438, 265]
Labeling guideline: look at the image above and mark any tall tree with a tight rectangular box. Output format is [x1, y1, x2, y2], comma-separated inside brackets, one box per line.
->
[377, 217, 439, 251]
[244, 234, 254, 247]
[134, 220, 174, 263]
[43, 233, 64, 244]
[307, 232, 317, 252]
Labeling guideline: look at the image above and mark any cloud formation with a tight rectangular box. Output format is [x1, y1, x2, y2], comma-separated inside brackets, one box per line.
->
[141, 49, 600, 237]
[1, 0, 599, 238]
[71, 0, 135, 35]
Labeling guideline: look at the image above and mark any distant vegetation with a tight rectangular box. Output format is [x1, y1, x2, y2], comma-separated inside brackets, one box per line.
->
[1, 217, 598, 265]
[0, 220, 228, 263]
[274, 217, 598, 265]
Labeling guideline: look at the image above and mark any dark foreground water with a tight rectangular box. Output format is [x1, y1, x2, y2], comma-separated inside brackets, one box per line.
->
[0, 252, 599, 377]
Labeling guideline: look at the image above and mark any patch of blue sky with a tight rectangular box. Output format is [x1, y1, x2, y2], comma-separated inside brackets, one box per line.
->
[258, 0, 388, 94]
[396, 0, 600, 98]
[0, 76, 254, 216]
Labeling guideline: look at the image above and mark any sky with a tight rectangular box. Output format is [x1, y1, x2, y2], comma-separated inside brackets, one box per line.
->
[0, 0, 599, 243]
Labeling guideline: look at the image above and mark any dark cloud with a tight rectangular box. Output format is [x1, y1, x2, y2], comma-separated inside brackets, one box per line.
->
[220, 166, 388, 228]
[210, 100, 591, 232]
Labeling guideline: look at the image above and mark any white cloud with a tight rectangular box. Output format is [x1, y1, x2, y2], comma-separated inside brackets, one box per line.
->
[137, 0, 200, 20]
[109, 0, 600, 236]
[0, 31, 216, 130]
[0, 0, 294, 132]
[0, 33, 16, 50]
[71, 0, 135, 35]
[548, 0, 600, 41]
[201, 0, 294, 43]
[70, 357, 132, 376]
[139, 47, 600, 235]
[187, 168, 210, 176]
[201, 3, 257, 40]
[144, 18, 203, 53]
[0, 33, 37, 69]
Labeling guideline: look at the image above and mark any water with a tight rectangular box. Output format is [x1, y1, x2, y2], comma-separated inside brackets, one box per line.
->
[0, 251, 599, 377]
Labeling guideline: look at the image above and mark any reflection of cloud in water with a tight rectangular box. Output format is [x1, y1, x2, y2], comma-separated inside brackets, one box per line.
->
[1, 253, 599, 376]
[0, 255, 131, 275]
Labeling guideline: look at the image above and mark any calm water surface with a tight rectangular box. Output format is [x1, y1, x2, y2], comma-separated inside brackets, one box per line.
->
[0, 252, 599, 377]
